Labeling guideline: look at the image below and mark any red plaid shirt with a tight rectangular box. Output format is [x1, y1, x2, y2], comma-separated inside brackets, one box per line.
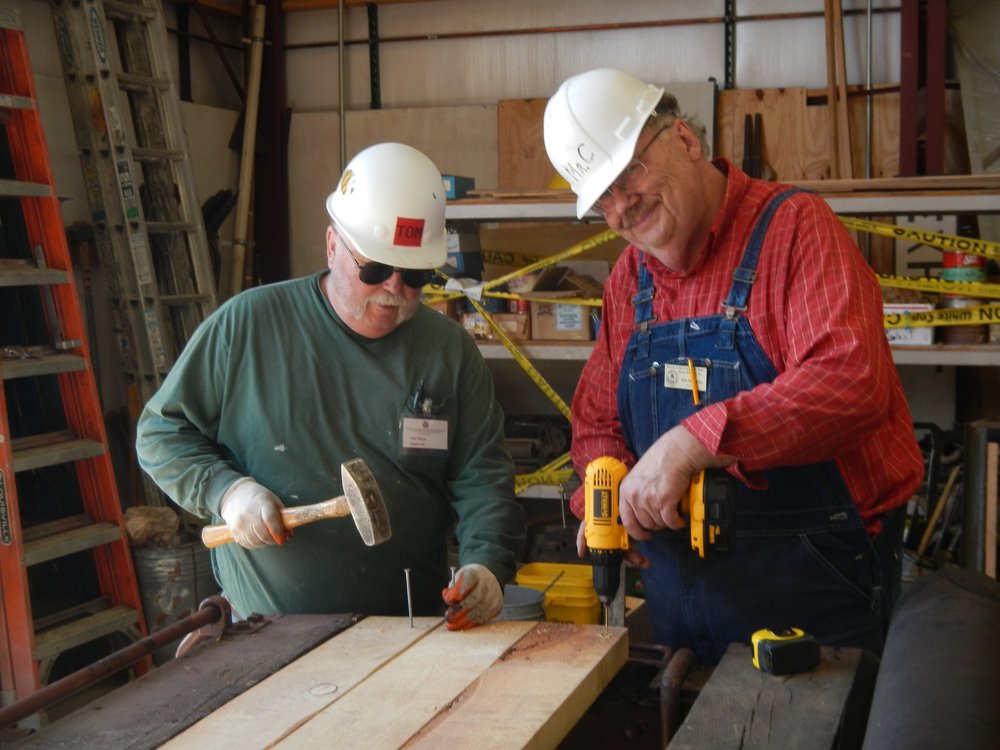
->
[570, 160, 923, 533]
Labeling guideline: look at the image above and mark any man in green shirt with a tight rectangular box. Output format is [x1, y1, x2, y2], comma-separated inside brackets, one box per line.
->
[136, 143, 524, 630]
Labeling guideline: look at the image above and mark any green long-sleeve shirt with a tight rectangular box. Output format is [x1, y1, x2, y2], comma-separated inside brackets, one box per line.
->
[136, 272, 524, 617]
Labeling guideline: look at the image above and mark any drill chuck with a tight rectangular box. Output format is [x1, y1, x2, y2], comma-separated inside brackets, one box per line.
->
[589, 549, 623, 603]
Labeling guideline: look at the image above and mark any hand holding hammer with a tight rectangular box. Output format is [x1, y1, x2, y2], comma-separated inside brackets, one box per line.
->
[202, 458, 392, 549]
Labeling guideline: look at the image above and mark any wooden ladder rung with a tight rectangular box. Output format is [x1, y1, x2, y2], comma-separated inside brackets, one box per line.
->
[103, 0, 158, 22]
[146, 221, 198, 234]
[161, 293, 214, 306]
[1, 352, 86, 380]
[131, 147, 184, 162]
[116, 71, 170, 92]
[0, 178, 50, 198]
[34, 606, 140, 662]
[22, 522, 124, 567]
[0, 259, 68, 286]
[11, 432, 105, 472]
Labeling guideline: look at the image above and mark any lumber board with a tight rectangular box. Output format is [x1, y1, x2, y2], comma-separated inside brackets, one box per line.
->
[16, 615, 358, 750]
[161, 617, 442, 748]
[168, 618, 626, 749]
[400, 622, 629, 749]
[669, 644, 862, 750]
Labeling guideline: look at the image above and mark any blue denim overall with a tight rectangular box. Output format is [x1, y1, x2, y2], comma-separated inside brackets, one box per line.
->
[617, 190, 885, 665]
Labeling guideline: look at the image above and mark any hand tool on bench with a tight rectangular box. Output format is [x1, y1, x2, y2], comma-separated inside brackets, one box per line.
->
[201, 458, 391, 548]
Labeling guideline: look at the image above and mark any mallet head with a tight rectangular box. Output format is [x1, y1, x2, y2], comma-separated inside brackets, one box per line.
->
[341, 458, 392, 546]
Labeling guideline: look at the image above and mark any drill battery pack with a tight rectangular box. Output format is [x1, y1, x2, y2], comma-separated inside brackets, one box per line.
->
[751, 627, 820, 675]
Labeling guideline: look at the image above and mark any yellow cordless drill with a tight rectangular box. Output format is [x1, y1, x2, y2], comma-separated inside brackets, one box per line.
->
[584, 457, 737, 620]
[584, 456, 631, 626]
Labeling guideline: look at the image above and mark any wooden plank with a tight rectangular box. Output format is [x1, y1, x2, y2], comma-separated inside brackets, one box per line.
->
[161, 617, 442, 749]
[21, 614, 357, 749]
[401, 622, 628, 749]
[986, 442, 998, 579]
[670, 644, 861, 750]
[499, 99, 552, 191]
[830, 0, 853, 179]
[274, 619, 538, 748]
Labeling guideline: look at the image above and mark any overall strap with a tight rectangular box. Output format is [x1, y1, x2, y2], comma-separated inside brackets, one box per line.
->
[718, 188, 804, 349]
[632, 253, 655, 358]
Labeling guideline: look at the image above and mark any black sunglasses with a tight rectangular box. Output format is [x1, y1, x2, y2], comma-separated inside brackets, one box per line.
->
[345, 246, 435, 289]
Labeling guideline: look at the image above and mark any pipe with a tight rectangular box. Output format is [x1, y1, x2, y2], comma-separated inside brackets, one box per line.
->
[284, 7, 899, 52]
[338, 0, 346, 168]
[0, 603, 225, 730]
[660, 647, 696, 745]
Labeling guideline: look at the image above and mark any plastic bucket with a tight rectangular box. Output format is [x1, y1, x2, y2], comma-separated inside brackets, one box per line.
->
[498, 584, 546, 621]
[132, 541, 219, 664]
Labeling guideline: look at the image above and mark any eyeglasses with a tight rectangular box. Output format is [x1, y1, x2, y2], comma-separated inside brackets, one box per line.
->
[593, 119, 673, 217]
[344, 244, 435, 289]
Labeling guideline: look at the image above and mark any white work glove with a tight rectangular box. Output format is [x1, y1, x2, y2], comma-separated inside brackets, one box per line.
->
[441, 563, 504, 631]
[219, 478, 290, 548]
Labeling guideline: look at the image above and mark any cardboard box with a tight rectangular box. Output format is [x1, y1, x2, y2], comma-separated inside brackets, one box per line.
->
[423, 298, 464, 320]
[446, 229, 484, 275]
[460, 312, 531, 342]
[528, 266, 603, 341]
[883, 303, 934, 346]
[442, 175, 475, 200]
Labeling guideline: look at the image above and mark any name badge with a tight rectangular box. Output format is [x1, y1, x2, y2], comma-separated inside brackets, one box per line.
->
[401, 417, 448, 451]
[663, 363, 707, 393]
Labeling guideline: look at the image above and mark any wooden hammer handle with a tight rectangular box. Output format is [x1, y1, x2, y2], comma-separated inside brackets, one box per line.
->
[201, 496, 350, 549]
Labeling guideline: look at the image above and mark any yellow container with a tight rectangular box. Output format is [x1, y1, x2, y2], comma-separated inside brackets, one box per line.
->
[515, 562, 601, 625]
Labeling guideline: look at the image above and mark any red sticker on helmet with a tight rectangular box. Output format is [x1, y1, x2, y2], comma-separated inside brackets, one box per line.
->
[394, 217, 425, 247]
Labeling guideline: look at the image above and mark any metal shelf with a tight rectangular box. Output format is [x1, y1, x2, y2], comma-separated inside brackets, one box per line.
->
[479, 342, 1000, 367]
[447, 188, 1000, 222]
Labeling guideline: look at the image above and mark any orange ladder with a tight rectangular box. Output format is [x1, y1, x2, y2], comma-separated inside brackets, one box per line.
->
[0, 5, 147, 722]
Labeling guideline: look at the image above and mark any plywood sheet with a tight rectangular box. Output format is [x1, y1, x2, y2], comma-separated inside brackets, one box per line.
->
[714, 86, 967, 183]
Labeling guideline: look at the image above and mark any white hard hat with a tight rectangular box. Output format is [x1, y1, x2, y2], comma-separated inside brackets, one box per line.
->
[326, 142, 447, 269]
[544, 69, 664, 219]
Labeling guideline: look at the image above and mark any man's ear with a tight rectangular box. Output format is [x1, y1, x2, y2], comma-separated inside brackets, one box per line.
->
[326, 226, 337, 266]
[675, 120, 702, 161]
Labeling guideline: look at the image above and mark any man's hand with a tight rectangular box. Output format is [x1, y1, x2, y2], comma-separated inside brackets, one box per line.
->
[575, 521, 650, 569]
[219, 478, 291, 548]
[619, 425, 735, 540]
[441, 563, 503, 631]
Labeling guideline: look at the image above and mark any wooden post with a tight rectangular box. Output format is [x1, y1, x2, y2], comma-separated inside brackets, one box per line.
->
[229, 4, 267, 297]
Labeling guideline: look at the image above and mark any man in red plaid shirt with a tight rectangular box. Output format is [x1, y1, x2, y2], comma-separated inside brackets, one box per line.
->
[543, 69, 923, 665]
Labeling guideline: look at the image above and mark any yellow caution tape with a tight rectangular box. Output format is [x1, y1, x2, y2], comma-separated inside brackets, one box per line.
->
[514, 468, 575, 495]
[841, 217, 1000, 261]
[465, 295, 571, 420]
[482, 290, 603, 308]
[483, 229, 619, 291]
[482, 250, 545, 267]
[884, 302, 1000, 329]
[877, 274, 1000, 300]
[514, 452, 575, 494]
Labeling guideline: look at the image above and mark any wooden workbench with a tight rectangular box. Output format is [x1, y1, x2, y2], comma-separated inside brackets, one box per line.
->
[668, 644, 871, 749]
[10, 615, 628, 750]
